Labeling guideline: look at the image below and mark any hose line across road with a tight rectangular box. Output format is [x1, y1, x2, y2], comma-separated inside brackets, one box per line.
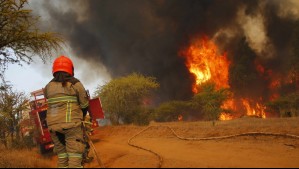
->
[127, 125, 299, 168]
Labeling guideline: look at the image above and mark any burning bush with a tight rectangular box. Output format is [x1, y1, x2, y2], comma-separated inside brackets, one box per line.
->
[154, 83, 232, 123]
[190, 83, 232, 124]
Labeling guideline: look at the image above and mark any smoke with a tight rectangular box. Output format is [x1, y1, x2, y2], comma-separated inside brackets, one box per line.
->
[29, 0, 299, 101]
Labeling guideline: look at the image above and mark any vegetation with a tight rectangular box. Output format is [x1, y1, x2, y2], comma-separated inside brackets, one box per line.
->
[0, 0, 64, 75]
[190, 83, 232, 125]
[0, 79, 30, 149]
[154, 101, 190, 122]
[0, 0, 64, 149]
[95, 73, 159, 125]
[153, 83, 232, 124]
[0, 146, 53, 168]
[267, 93, 299, 117]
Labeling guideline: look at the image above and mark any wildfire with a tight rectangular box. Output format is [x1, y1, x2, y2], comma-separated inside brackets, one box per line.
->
[182, 37, 230, 93]
[181, 36, 268, 120]
[241, 99, 266, 118]
[219, 112, 233, 121]
[221, 99, 236, 111]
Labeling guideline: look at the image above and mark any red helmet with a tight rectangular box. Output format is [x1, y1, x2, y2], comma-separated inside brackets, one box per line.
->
[52, 56, 74, 76]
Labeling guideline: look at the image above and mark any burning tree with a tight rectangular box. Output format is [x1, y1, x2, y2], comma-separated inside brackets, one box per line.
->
[181, 36, 231, 93]
[191, 83, 231, 125]
[181, 36, 270, 120]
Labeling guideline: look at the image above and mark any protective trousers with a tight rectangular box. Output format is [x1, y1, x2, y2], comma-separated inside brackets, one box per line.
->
[50, 123, 85, 168]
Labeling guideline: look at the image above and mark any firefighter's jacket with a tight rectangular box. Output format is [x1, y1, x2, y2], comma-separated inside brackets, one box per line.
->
[44, 81, 89, 126]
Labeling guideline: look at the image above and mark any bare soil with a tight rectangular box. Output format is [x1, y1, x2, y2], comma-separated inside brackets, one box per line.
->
[46, 117, 299, 168]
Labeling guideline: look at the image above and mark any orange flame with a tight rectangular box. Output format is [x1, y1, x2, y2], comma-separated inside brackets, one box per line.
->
[241, 99, 266, 118]
[181, 37, 268, 120]
[221, 99, 236, 111]
[182, 37, 230, 93]
[219, 112, 233, 121]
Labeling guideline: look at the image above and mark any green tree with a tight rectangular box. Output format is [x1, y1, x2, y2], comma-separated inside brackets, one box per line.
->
[0, 79, 29, 148]
[95, 73, 159, 125]
[191, 83, 231, 125]
[154, 101, 190, 122]
[0, 0, 64, 74]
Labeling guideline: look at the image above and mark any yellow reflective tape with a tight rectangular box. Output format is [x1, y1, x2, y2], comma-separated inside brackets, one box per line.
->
[48, 99, 77, 104]
[48, 96, 77, 104]
[68, 153, 82, 158]
[58, 153, 68, 159]
[80, 102, 89, 109]
[48, 96, 77, 101]
[69, 102, 72, 122]
[66, 103, 68, 122]
[66, 103, 72, 122]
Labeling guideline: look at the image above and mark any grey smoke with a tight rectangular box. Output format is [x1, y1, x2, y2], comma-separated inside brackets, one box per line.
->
[29, 0, 299, 102]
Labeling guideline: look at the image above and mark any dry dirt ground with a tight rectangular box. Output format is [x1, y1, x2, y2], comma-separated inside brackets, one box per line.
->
[50, 117, 299, 168]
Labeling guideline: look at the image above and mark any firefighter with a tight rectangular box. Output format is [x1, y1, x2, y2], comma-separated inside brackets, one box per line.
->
[44, 55, 89, 168]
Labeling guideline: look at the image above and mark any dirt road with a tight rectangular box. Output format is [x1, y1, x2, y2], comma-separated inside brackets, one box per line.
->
[84, 118, 299, 168]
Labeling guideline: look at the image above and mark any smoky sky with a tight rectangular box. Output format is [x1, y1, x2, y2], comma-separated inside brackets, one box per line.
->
[35, 0, 299, 102]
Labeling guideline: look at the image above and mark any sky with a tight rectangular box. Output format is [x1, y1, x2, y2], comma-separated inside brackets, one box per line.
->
[3, 0, 113, 97]
[5, 62, 51, 95]
[5, 54, 110, 98]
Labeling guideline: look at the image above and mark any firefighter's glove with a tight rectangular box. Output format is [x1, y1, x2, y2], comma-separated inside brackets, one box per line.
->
[82, 107, 89, 118]
[84, 121, 94, 135]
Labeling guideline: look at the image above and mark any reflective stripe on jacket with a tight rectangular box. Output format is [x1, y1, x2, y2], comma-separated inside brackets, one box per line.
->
[44, 81, 89, 126]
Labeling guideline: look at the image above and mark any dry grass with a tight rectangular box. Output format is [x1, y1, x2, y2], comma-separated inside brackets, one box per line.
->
[0, 147, 54, 168]
[1, 117, 298, 168]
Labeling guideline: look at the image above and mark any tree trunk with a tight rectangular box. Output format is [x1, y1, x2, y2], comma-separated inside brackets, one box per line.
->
[0, 131, 8, 149]
[15, 126, 20, 141]
[9, 120, 14, 143]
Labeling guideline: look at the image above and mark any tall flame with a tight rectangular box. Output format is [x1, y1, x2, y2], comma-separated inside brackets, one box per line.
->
[181, 37, 268, 120]
[182, 38, 230, 93]
[241, 99, 266, 118]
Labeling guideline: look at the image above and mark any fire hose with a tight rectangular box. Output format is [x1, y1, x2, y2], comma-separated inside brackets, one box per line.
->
[128, 125, 299, 168]
[82, 121, 105, 168]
